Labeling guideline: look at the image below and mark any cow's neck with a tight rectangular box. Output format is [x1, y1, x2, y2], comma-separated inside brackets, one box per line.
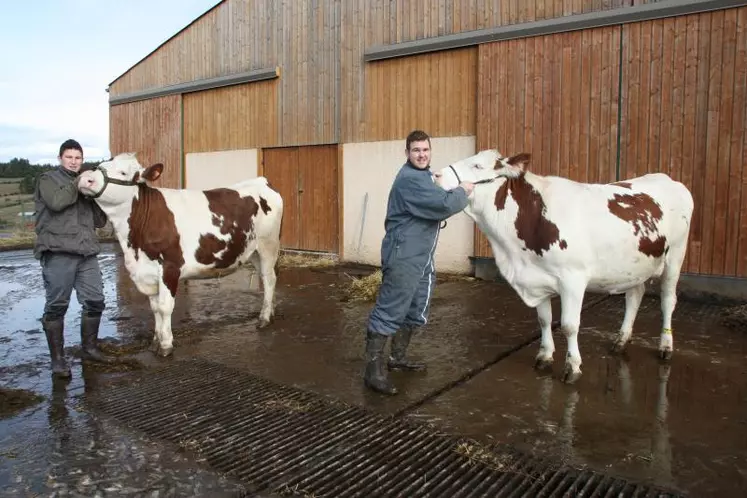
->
[95, 192, 138, 249]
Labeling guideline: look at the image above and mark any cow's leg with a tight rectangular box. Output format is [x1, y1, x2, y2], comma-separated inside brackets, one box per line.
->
[611, 283, 646, 353]
[252, 241, 279, 328]
[658, 255, 684, 361]
[534, 298, 555, 371]
[147, 264, 178, 357]
[559, 286, 585, 384]
[148, 295, 163, 353]
[154, 283, 176, 357]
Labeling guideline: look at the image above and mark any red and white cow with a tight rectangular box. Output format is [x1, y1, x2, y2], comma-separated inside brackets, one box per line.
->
[77, 153, 283, 357]
[437, 150, 694, 383]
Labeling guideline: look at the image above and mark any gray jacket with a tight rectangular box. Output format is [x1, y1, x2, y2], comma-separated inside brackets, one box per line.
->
[380, 161, 469, 273]
[33, 167, 107, 260]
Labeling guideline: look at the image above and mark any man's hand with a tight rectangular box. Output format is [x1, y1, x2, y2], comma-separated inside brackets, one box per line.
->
[459, 182, 475, 196]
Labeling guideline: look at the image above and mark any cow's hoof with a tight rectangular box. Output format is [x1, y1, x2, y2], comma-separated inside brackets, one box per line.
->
[534, 357, 553, 371]
[610, 339, 627, 354]
[258, 318, 271, 329]
[562, 367, 582, 384]
[658, 349, 673, 361]
[157, 346, 174, 358]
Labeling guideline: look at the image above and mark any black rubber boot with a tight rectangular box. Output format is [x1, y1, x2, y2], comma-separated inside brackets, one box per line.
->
[363, 331, 398, 395]
[388, 326, 427, 372]
[80, 313, 116, 364]
[42, 317, 71, 379]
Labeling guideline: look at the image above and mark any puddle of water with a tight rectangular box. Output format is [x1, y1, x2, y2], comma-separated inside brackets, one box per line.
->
[2, 244, 746, 496]
[0, 371, 247, 497]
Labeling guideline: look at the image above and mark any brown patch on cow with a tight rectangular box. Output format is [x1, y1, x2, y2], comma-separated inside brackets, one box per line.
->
[195, 189, 259, 269]
[493, 174, 568, 256]
[127, 185, 184, 297]
[259, 196, 271, 215]
[607, 193, 668, 258]
[639, 235, 668, 257]
[612, 181, 632, 189]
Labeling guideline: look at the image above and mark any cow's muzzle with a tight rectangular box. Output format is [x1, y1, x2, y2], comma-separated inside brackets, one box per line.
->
[85, 166, 140, 198]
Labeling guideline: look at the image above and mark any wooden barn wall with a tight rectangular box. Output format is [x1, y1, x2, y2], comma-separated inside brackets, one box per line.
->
[341, 0, 632, 143]
[474, 26, 623, 259]
[109, 0, 339, 148]
[109, 0, 634, 148]
[619, 7, 747, 277]
[362, 48, 477, 142]
[109, 95, 182, 189]
[183, 80, 278, 153]
[475, 6, 747, 278]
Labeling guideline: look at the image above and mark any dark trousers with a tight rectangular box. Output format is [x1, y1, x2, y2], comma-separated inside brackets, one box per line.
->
[367, 262, 435, 336]
[40, 252, 105, 320]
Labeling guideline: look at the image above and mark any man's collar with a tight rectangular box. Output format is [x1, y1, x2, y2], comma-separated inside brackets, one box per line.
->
[405, 161, 430, 171]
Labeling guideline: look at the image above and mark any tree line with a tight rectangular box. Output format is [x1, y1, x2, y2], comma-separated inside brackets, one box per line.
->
[0, 158, 101, 194]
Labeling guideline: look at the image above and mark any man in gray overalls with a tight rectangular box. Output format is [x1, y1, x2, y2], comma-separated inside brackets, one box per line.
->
[34, 139, 115, 379]
[364, 130, 475, 395]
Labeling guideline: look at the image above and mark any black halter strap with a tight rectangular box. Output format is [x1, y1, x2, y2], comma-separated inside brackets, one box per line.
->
[448, 164, 499, 186]
[87, 166, 140, 199]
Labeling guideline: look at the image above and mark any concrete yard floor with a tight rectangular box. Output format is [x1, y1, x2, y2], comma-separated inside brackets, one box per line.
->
[1, 244, 746, 496]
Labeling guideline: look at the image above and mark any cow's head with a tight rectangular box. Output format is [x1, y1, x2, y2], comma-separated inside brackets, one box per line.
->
[437, 150, 532, 191]
[78, 152, 163, 205]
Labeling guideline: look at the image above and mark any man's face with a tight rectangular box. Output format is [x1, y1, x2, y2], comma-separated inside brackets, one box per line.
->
[406, 139, 431, 169]
[59, 148, 83, 173]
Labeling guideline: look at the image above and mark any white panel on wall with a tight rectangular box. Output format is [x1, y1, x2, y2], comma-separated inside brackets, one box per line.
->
[342, 136, 476, 274]
[185, 149, 259, 190]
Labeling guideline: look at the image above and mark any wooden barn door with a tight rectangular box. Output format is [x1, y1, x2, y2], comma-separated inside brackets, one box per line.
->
[262, 145, 339, 253]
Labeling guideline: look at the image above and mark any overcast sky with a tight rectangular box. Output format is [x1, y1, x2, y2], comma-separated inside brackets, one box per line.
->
[1, 0, 219, 165]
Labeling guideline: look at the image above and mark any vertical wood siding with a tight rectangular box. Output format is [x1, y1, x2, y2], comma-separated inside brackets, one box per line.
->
[109, 0, 339, 148]
[182, 80, 278, 153]
[619, 8, 747, 277]
[109, 95, 182, 189]
[109, 0, 630, 147]
[340, 0, 629, 142]
[474, 26, 622, 258]
[362, 48, 477, 142]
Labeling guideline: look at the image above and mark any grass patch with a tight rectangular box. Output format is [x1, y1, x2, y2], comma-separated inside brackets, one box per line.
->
[0, 230, 35, 249]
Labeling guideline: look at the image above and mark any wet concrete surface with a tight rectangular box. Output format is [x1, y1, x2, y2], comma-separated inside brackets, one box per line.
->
[1, 244, 746, 496]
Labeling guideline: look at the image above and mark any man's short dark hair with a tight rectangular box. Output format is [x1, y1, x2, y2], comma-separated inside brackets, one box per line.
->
[406, 130, 431, 151]
[59, 139, 83, 157]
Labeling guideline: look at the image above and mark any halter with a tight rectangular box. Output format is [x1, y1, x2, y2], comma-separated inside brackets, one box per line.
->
[86, 166, 141, 199]
[447, 164, 499, 186]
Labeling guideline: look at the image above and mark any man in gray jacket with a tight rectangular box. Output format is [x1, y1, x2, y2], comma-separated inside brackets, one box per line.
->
[364, 130, 474, 395]
[35, 139, 114, 379]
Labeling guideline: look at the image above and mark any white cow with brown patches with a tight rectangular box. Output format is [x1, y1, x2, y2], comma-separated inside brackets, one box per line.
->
[77, 153, 283, 357]
[437, 150, 693, 383]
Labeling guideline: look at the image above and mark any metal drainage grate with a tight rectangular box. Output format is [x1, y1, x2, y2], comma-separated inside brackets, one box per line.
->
[89, 358, 685, 498]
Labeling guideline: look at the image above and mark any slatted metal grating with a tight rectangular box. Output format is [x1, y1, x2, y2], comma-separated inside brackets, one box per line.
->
[89, 358, 686, 498]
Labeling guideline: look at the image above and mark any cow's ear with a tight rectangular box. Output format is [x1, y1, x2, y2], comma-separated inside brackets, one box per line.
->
[143, 163, 163, 182]
[507, 153, 531, 170]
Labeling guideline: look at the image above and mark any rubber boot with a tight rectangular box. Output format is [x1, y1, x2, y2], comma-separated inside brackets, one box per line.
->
[388, 325, 427, 372]
[42, 317, 71, 379]
[80, 313, 116, 364]
[363, 331, 398, 395]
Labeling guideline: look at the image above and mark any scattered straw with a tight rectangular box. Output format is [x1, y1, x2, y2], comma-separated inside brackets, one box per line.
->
[278, 253, 337, 269]
[343, 269, 382, 302]
[260, 397, 313, 413]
